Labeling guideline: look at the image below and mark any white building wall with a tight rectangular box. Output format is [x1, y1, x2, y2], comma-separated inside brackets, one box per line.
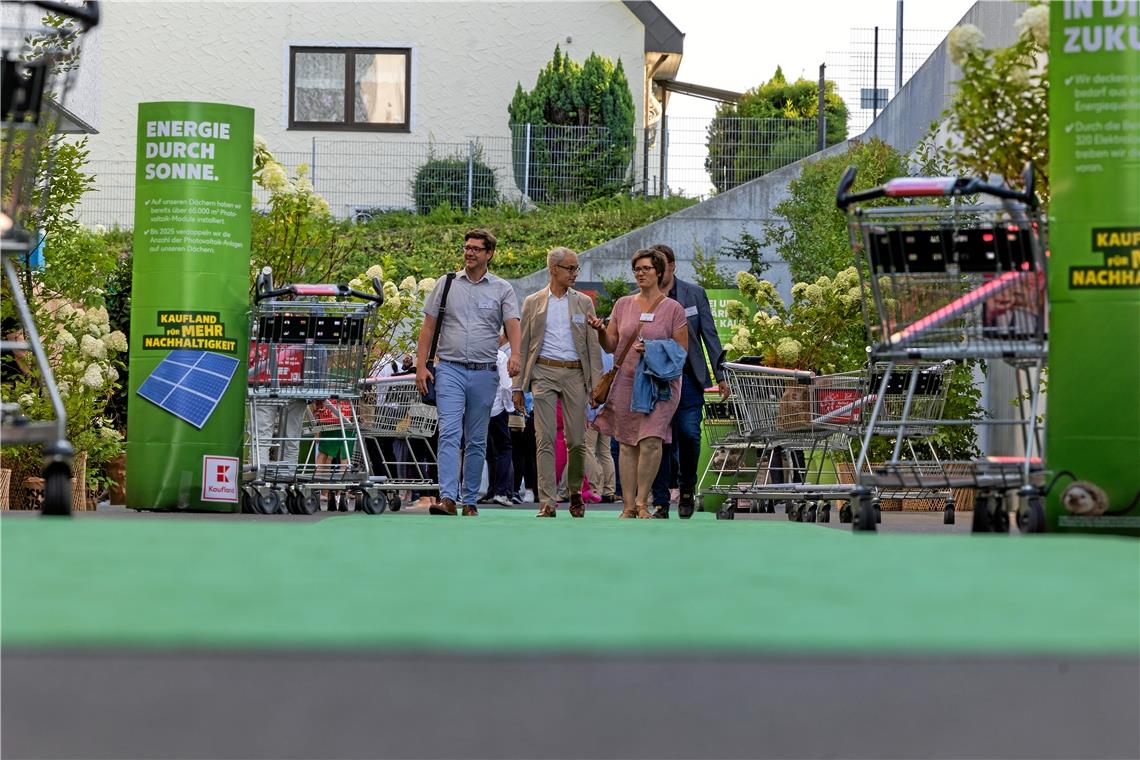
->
[81, 0, 646, 224]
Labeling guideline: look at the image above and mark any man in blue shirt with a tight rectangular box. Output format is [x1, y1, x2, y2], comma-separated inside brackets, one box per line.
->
[415, 229, 521, 516]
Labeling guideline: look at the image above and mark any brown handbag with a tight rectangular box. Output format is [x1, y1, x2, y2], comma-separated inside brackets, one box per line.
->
[589, 294, 665, 406]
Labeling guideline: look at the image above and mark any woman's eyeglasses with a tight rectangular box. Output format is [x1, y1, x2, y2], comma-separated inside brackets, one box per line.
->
[632, 266, 656, 274]
[555, 264, 580, 273]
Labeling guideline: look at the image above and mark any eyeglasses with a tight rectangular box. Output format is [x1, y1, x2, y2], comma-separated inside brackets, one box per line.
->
[463, 244, 487, 253]
[632, 266, 656, 274]
[555, 264, 580, 273]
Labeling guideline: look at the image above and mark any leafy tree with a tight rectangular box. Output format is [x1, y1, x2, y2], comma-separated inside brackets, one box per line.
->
[762, 137, 908, 283]
[508, 46, 636, 203]
[691, 243, 733, 289]
[705, 67, 848, 194]
[719, 228, 770, 278]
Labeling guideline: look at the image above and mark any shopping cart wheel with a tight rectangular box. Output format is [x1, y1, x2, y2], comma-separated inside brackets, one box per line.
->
[765, 501, 776, 514]
[943, 501, 955, 525]
[839, 502, 853, 523]
[818, 504, 831, 523]
[283, 487, 301, 515]
[971, 492, 993, 533]
[389, 494, 402, 512]
[240, 486, 255, 514]
[295, 488, 321, 515]
[255, 487, 283, 515]
[853, 497, 876, 532]
[41, 460, 72, 516]
[715, 502, 735, 520]
[991, 493, 1010, 533]
[359, 489, 387, 515]
[1016, 497, 1046, 534]
[805, 503, 818, 522]
[873, 501, 882, 524]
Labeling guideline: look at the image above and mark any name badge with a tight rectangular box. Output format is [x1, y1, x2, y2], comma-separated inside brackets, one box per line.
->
[684, 305, 699, 317]
[639, 312, 655, 322]
[572, 313, 586, 324]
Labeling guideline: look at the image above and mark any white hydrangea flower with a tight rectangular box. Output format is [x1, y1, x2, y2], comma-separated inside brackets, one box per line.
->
[253, 134, 268, 153]
[1015, 5, 1049, 48]
[56, 328, 77, 348]
[365, 264, 384, 281]
[98, 426, 123, 441]
[104, 365, 119, 383]
[805, 284, 824, 301]
[791, 282, 809, 299]
[57, 303, 75, 319]
[81, 363, 105, 389]
[80, 334, 107, 359]
[309, 195, 330, 215]
[385, 293, 403, 310]
[399, 276, 417, 292]
[260, 162, 287, 192]
[57, 381, 70, 398]
[17, 393, 35, 408]
[104, 330, 128, 352]
[948, 24, 985, 66]
[776, 337, 802, 366]
[93, 224, 106, 236]
[382, 281, 400, 300]
[418, 277, 437, 293]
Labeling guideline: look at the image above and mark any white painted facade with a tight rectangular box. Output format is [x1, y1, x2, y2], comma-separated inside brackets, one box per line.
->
[77, 1, 653, 223]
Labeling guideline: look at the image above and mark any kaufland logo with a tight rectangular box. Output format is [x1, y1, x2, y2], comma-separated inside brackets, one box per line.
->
[202, 455, 239, 502]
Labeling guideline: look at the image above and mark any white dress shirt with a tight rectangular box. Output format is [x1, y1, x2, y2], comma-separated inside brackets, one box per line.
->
[538, 289, 578, 361]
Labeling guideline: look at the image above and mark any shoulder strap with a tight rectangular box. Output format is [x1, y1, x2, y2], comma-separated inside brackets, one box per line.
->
[427, 273, 456, 363]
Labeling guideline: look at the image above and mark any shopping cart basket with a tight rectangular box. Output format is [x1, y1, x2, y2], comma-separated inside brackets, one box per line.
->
[243, 268, 387, 514]
[357, 372, 439, 512]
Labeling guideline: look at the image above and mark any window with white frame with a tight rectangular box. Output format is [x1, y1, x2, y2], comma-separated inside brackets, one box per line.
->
[289, 46, 411, 131]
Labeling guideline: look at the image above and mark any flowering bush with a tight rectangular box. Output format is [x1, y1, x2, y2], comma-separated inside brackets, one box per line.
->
[250, 137, 363, 287]
[346, 264, 434, 368]
[938, 3, 1049, 201]
[725, 269, 869, 373]
[2, 301, 127, 490]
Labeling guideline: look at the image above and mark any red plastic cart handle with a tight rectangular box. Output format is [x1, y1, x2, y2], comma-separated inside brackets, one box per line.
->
[883, 177, 959, 197]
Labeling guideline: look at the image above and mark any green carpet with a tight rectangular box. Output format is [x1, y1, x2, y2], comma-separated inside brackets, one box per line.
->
[2, 511, 1137, 655]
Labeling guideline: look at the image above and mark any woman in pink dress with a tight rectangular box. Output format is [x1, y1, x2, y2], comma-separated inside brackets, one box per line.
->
[589, 249, 687, 518]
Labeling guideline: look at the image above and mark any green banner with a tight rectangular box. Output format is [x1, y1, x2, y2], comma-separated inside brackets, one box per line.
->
[126, 102, 253, 511]
[1046, 7, 1140, 534]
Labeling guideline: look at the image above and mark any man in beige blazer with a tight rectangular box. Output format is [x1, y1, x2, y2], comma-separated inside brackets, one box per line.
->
[513, 247, 604, 518]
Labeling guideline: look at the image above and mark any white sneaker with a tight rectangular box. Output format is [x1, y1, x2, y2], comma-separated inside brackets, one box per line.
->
[492, 494, 512, 507]
[521, 489, 535, 503]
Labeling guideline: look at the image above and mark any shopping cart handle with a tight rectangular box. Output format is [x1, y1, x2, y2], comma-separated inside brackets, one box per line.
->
[837, 163, 1038, 210]
[345, 277, 385, 304]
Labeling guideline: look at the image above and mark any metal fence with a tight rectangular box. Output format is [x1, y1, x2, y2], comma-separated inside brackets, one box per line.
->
[76, 117, 829, 227]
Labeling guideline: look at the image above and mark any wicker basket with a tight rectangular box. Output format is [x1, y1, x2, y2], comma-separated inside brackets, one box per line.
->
[835, 460, 975, 511]
[4, 452, 90, 511]
[0, 468, 10, 510]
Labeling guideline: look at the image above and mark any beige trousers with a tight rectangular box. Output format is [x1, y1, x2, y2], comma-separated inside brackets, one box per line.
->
[532, 362, 588, 507]
[583, 426, 615, 496]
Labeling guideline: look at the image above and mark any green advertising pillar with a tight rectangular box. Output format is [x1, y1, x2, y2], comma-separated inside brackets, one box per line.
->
[126, 102, 253, 511]
[1047, 6, 1140, 534]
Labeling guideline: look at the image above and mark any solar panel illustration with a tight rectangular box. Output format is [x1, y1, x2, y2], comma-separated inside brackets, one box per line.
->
[137, 350, 240, 429]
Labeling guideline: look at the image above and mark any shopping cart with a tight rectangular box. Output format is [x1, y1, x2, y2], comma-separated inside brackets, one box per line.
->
[813, 361, 959, 526]
[1, 1, 100, 515]
[356, 373, 439, 512]
[243, 268, 387, 514]
[837, 164, 1048, 533]
[701, 360, 857, 522]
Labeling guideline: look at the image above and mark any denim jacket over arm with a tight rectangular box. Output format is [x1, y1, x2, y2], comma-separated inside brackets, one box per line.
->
[631, 339, 688, 413]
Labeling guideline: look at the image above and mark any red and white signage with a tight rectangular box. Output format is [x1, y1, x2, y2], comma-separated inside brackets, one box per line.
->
[201, 455, 240, 503]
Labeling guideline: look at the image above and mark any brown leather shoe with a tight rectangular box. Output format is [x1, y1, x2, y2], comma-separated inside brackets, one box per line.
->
[536, 504, 556, 518]
[461, 505, 479, 516]
[430, 497, 457, 516]
[569, 493, 585, 518]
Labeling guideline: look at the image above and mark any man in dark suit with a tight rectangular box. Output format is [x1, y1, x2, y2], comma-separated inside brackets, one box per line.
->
[650, 244, 727, 519]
